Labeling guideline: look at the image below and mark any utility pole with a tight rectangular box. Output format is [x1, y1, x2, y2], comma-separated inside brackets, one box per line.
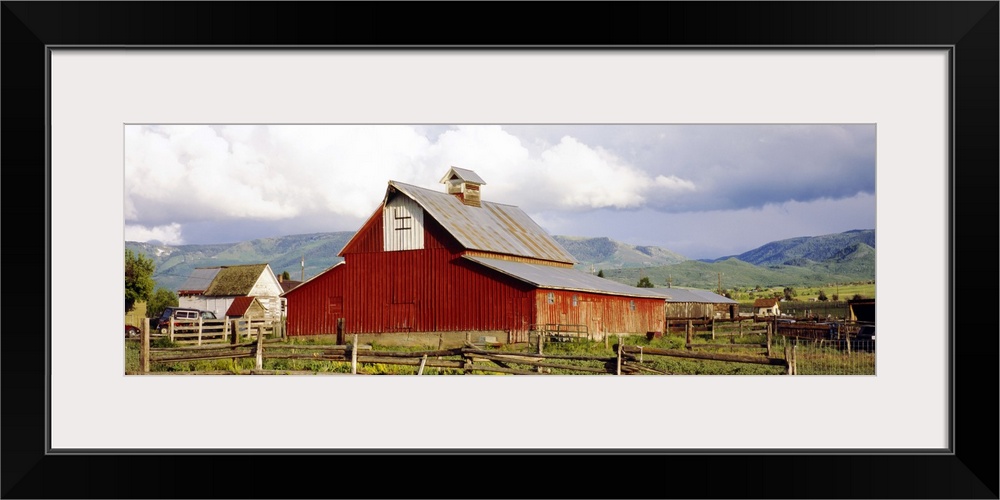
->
[717, 272, 723, 296]
[666, 274, 673, 288]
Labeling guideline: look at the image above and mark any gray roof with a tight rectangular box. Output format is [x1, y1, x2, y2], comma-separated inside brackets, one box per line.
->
[464, 256, 667, 299]
[177, 267, 222, 293]
[390, 181, 577, 264]
[439, 166, 486, 185]
[660, 288, 738, 304]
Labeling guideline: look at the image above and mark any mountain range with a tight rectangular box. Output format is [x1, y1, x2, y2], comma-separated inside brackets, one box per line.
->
[126, 229, 875, 293]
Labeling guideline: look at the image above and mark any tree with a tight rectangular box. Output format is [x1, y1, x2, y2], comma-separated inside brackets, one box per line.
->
[832, 293, 839, 301]
[146, 287, 178, 320]
[125, 249, 155, 312]
[818, 290, 828, 301]
[597, 269, 605, 278]
[852, 293, 865, 300]
[281, 270, 291, 280]
[783, 287, 797, 301]
[636, 276, 654, 288]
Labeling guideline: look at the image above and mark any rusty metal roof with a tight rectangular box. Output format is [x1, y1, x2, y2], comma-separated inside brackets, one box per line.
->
[390, 181, 576, 264]
[177, 267, 222, 294]
[439, 166, 486, 185]
[464, 256, 666, 299]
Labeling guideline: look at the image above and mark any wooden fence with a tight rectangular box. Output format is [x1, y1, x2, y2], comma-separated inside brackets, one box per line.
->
[138, 317, 285, 345]
[137, 332, 796, 375]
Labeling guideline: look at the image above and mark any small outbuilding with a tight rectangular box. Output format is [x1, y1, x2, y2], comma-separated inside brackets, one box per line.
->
[753, 297, 781, 316]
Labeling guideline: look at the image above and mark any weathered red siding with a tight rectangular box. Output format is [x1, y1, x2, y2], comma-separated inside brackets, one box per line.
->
[535, 290, 664, 338]
[341, 214, 535, 338]
[283, 264, 347, 336]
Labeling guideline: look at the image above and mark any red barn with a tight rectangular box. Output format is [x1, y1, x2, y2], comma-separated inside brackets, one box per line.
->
[283, 167, 666, 344]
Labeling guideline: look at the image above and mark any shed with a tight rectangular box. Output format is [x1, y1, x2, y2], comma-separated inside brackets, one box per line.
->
[283, 167, 666, 342]
[225, 296, 267, 320]
[662, 288, 739, 319]
[753, 297, 781, 316]
[848, 298, 875, 323]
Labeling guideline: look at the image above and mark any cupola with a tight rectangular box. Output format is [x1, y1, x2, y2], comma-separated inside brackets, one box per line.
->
[440, 166, 486, 207]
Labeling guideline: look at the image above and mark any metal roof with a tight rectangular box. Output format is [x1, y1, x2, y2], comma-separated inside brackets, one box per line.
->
[390, 181, 577, 264]
[439, 166, 486, 185]
[177, 267, 222, 294]
[463, 256, 667, 299]
[660, 288, 738, 304]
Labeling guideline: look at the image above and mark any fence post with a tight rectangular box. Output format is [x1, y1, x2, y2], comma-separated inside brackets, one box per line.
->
[766, 322, 773, 358]
[791, 340, 798, 375]
[685, 326, 693, 350]
[169, 320, 174, 343]
[739, 319, 743, 337]
[616, 336, 623, 375]
[223, 318, 230, 343]
[711, 318, 716, 340]
[336, 318, 345, 345]
[351, 334, 358, 374]
[785, 344, 792, 375]
[140, 320, 150, 374]
[417, 354, 428, 375]
[255, 327, 264, 371]
[197, 317, 203, 346]
[537, 331, 545, 355]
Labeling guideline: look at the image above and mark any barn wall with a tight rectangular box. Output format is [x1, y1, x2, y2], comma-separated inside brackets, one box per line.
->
[535, 290, 664, 338]
[344, 247, 535, 337]
[284, 264, 348, 336]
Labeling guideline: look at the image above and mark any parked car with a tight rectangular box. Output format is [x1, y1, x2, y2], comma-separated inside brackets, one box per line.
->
[125, 324, 141, 337]
[156, 307, 218, 334]
[852, 325, 875, 352]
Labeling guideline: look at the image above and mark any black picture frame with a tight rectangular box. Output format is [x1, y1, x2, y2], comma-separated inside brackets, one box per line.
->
[3, 2, 997, 498]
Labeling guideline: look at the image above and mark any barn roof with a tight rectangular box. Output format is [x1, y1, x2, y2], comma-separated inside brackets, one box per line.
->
[204, 264, 270, 296]
[177, 267, 222, 294]
[661, 288, 738, 304]
[440, 166, 486, 185]
[464, 256, 666, 299]
[389, 181, 577, 264]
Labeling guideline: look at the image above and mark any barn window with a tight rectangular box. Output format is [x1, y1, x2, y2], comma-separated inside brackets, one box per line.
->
[393, 207, 412, 230]
[572, 294, 578, 307]
[630, 300, 636, 311]
[547, 292, 554, 304]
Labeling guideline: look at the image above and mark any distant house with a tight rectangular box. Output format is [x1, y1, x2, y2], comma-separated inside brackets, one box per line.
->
[662, 288, 739, 319]
[278, 275, 303, 295]
[753, 297, 781, 316]
[177, 263, 284, 321]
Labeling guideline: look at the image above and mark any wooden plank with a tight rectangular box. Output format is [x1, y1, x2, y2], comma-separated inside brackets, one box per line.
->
[622, 346, 789, 367]
[153, 353, 255, 363]
[470, 352, 609, 374]
[417, 355, 428, 375]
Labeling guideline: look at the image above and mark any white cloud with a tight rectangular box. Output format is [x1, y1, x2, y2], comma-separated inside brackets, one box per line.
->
[125, 223, 184, 245]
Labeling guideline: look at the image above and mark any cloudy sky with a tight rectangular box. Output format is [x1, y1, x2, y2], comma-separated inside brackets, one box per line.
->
[124, 124, 875, 260]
